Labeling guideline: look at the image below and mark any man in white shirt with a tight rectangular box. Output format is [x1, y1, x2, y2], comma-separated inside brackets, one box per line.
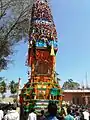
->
[4, 106, 19, 120]
[83, 109, 89, 120]
[0, 106, 3, 120]
[27, 108, 37, 120]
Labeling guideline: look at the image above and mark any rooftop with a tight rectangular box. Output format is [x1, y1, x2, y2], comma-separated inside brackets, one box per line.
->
[64, 89, 90, 93]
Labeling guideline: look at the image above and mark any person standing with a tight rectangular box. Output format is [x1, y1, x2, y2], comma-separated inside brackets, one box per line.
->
[0, 106, 4, 120]
[64, 107, 74, 120]
[4, 106, 19, 120]
[74, 111, 80, 120]
[47, 102, 59, 120]
[83, 108, 89, 120]
[27, 108, 37, 120]
[39, 110, 46, 120]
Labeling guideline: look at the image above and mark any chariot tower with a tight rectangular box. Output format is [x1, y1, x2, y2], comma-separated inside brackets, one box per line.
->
[20, 0, 62, 113]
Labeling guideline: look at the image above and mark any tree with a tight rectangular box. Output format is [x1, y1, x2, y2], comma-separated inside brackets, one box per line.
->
[54, 71, 61, 84]
[62, 79, 80, 90]
[0, 0, 33, 71]
[0, 0, 51, 71]
[9, 80, 18, 94]
[0, 78, 6, 98]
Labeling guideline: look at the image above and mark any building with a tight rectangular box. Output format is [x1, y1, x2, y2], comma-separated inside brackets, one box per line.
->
[63, 89, 90, 105]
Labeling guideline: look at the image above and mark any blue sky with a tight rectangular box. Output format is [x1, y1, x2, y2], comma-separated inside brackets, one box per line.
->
[0, 0, 90, 87]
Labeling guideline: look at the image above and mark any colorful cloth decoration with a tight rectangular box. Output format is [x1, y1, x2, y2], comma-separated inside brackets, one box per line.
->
[29, 0, 58, 47]
[50, 44, 55, 56]
[50, 88, 60, 96]
[36, 40, 47, 47]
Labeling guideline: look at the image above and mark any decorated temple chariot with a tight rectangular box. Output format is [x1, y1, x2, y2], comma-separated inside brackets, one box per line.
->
[19, 0, 63, 114]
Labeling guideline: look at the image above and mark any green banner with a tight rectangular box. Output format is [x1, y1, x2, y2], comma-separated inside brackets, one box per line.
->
[50, 88, 60, 96]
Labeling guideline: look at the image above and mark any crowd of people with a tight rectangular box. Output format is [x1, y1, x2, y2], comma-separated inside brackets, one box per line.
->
[0, 103, 19, 120]
[27, 103, 90, 120]
[0, 102, 90, 120]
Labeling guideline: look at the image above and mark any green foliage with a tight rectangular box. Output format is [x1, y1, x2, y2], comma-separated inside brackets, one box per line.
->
[54, 71, 61, 84]
[0, 0, 51, 71]
[62, 79, 80, 90]
[9, 80, 18, 94]
[0, 0, 34, 71]
[0, 78, 6, 94]
[13, 98, 17, 103]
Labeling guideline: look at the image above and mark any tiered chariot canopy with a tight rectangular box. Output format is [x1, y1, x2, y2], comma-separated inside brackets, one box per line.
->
[29, 0, 58, 50]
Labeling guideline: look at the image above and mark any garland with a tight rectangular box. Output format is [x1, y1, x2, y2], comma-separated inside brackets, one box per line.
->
[29, 0, 57, 44]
